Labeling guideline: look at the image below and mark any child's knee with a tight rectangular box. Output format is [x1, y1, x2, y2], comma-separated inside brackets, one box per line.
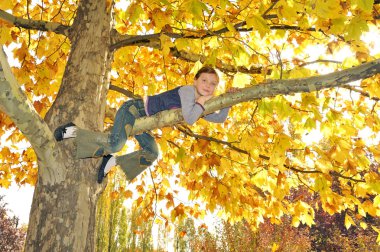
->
[140, 150, 158, 166]
[140, 148, 158, 166]
[109, 136, 125, 153]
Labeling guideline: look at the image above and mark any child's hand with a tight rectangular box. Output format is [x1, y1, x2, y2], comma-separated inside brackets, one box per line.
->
[226, 87, 240, 93]
[196, 95, 213, 106]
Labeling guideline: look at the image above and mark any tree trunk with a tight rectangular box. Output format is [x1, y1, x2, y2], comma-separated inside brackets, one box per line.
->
[25, 0, 113, 251]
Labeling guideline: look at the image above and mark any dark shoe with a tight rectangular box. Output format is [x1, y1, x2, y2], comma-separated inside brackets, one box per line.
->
[54, 122, 76, 141]
[97, 155, 112, 184]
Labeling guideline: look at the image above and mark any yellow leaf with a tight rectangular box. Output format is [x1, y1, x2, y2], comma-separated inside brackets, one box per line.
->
[218, 183, 228, 197]
[270, 134, 292, 166]
[162, 178, 171, 188]
[246, 14, 270, 37]
[278, 1, 298, 22]
[331, 144, 349, 164]
[232, 73, 251, 88]
[184, 0, 208, 20]
[314, 177, 328, 192]
[372, 226, 380, 243]
[0, 1, 13, 10]
[152, 8, 171, 31]
[271, 242, 279, 252]
[0, 26, 12, 44]
[175, 38, 189, 51]
[160, 34, 174, 57]
[291, 216, 300, 227]
[360, 222, 368, 230]
[304, 117, 317, 131]
[316, 0, 343, 19]
[345, 213, 355, 229]
[226, 23, 236, 32]
[365, 80, 380, 99]
[127, 2, 144, 24]
[373, 195, 380, 208]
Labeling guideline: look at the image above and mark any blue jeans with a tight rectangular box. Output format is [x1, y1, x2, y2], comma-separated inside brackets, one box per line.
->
[108, 99, 159, 180]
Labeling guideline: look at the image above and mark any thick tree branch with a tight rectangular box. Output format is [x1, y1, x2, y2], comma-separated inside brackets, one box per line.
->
[0, 9, 70, 36]
[0, 48, 65, 184]
[169, 48, 266, 75]
[130, 58, 380, 135]
[110, 22, 317, 52]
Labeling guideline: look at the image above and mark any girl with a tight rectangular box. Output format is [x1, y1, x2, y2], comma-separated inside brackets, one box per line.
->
[54, 66, 234, 183]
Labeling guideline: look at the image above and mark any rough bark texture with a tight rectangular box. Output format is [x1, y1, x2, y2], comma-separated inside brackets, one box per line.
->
[23, 0, 113, 251]
[0, 9, 69, 36]
[0, 50, 65, 184]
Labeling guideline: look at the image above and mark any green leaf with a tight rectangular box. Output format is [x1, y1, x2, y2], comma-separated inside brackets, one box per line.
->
[352, 0, 374, 12]
[304, 117, 317, 131]
[329, 18, 347, 35]
[258, 99, 274, 115]
[314, 177, 328, 192]
[345, 16, 369, 41]
[128, 3, 144, 24]
[186, 0, 208, 20]
[175, 147, 186, 162]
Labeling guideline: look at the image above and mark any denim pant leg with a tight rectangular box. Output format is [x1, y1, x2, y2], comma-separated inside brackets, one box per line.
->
[135, 132, 159, 164]
[108, 101, 137, 152]
[74, 99, 146, 158]
[116, 132, 159, 181]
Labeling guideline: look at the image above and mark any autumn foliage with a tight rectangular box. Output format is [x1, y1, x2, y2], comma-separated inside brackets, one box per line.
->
[1, 0, 380, 250]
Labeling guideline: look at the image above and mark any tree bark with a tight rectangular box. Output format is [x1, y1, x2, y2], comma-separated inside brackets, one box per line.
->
[18, 0, 113, 250]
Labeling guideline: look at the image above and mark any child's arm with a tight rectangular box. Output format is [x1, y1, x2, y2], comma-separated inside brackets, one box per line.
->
[179, 86, 234, 124]
[203, 107, 230, 123]
[179, 86, 206, 125]
[201, 87, 238, 123]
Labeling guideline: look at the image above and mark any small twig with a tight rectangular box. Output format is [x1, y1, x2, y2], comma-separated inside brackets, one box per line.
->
[341, 85, 380, 102]
[51, 0, 67, 21]
[177, 126, 249, 155]
[299, 59, 342, 67]
[109, 84, 141, 99]
[262, 0, 279, 17]
[295, 173, 315, 192]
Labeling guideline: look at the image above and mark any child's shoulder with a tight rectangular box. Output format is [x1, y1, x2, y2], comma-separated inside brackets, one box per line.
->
[179, 85, 194, 93]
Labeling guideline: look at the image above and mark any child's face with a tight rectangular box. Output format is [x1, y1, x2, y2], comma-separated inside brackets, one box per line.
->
[193, 73, 219, 97]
